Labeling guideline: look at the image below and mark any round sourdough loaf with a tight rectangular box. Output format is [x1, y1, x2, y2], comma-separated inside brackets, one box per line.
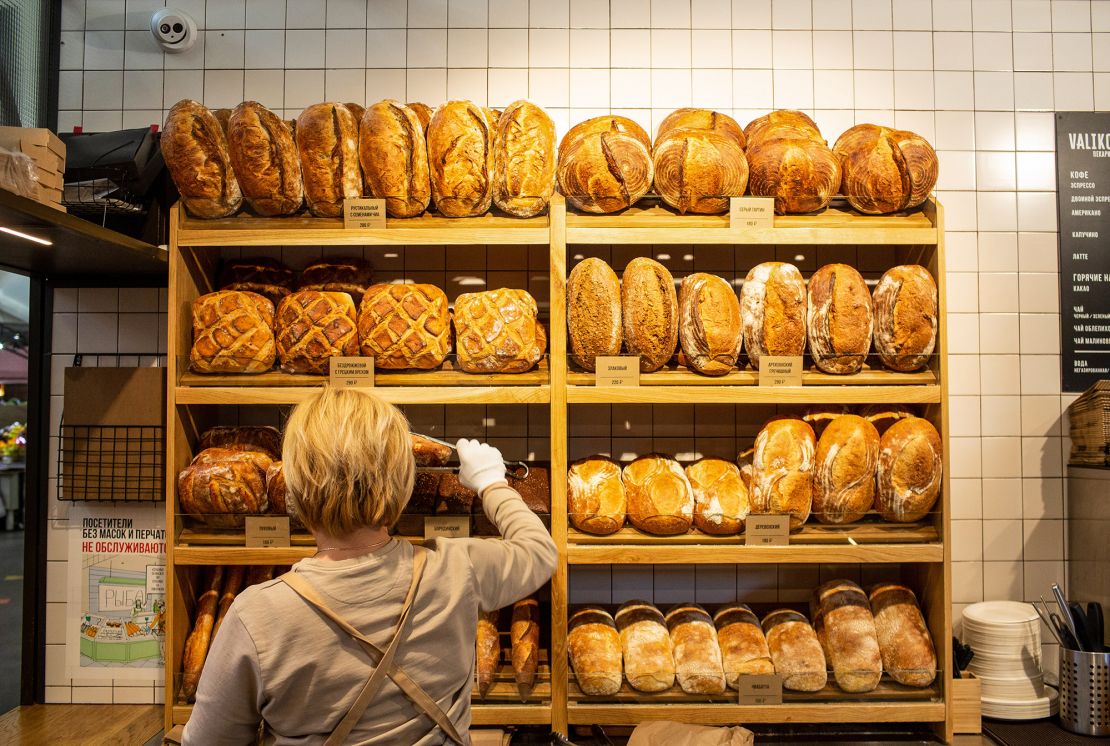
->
[190, 290, 276, 374]
[567, 456, 626, 535]
[557, 115, 653, 213]
[876, 416, 942, 522]
[833, 124, 938, 214]
[657, 108, 746, 149]
[274, 290, 359, 374]
[568, 258, 622, 371]
[357, 283, 451, 369]
[652, 128, 749, 214]
[685, 457, 748, 535]
[807, 263, 873, 375]
[622, 454, 694, 535]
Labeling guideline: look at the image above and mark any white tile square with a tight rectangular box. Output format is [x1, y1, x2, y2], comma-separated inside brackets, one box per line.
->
[732, 69, 773, 109]
[488, 29, 528, 68]
[448, 28, 487, 68]
[946, 312, 980, 353]
[285, 0, 324, 27]
[611, 68, 651, 107]
[570, 29, 610, 67]
[892, 31, 933, 70]
[978, 273, 1019, 313]
[610, 565, 654, 603]
[950, 478, 983, 519]
[326, 0, 366, 27]
[58, 71, 83, 111]
[972, 0, 1012, 30]
[85, 0, 125, 30]
[768, 0, 808, 29]
[529, 68, 569, 107]
[83, 71, 124, 111]
[730, 0, 770, 27]
[611, 29, 651, 67]
[949, 395, 981, 436]
[1023, 436, 1063, 478]
[691, 0, 730, 28]
[945, 272, 979, 313]
[284, 69, 325, 108]
[408, 29, 447, 68]
[932, 0, 972, 31]
[948, 354, 981, 394]
[365, 0, 406, 27]
[207, 0, 246, 28]
[977, 232, 1017, 272]
[1018, 272, 1059, 313]
[571, 0, 610, 28]
[611, 0, 650, 28]
[979, 313, 1019, 353]
[813, 69, 853, 109]
[953, 561, 985, 603]
[241, 69, 282, 108]
[982, 561, 1023, 600]
[772, 30, 812, 69]
[72, 686, 114, 704]
[569, 68, 609, 107]
[974, 71, 1015, 110]
[284, 30, 324, 68]
[1016, 152, 1055, 191]
[973, 31, 1012, 70]
[951, 519, 984, 561]
[1052, 0, 1091, 32]
[62, 0, 85, 30]
[945, 231, 979, 272]
[1054, 71, 1095, 109]
[1023, 518, 1063, 560]
[84, 30, 126, 70]
[1094, 2, 1110, 30]
[326, 68, 366, 102]
[650, 0, 689, 27]
[1019, 313, 1060, 356]
[893, 0, 931, 29]
[325, 29, 365, 68]
[853, 70, 893, 109]
[651, 68, 692, 108]
[245, 0, 286, 28]
[732, 30, 773, 68]
[980, 396, 1021, 437]
[1023, 477, 1064, 518]
[203, 68, 244, 108]
[977, 191, 1017, 232]
[1012, 32, 1052, 71]
[569, 566, 612, 604]
[980, 354, 1021, 395]
[123, 70, 163, 110]
[445, 68, 486, 103]
[852, 0, 892, 29]
[1054, 32, 1094, 70]
[529, 28, 569, 68]
[950, 436, 983, 479]
[938, 190, 977, 230]
[772, 68, 812, 109]
[934, 111, 976, 150]
[409, 0, 448, 26]
[933, 71, 974, 109]
[365, 68, 406, 103]
[45, 643, 70, 686]
[245, 30, 285, 69]
[812, 30, 853, 69]
[983, 517, 1023, 560]
[853, 30, 893, 69]
[123, 30, 163, 70]
[1020, 354, 1061, 394]
[1094, 34, 1110, 71]
[1012, 0, 1051, 31]
[1016, 111, 1054, 150]
[1012, 72, 1053, 113]
[487, 68, 529, 107]
[894, 70, 934, 109]
[1017, 192, 1057, 231]
[60, 31, 85, 71]
[975, 111, 1016, 151]
[933, 32, 973, 70]
[651, 29, 691, 67]
[163, 70, 204, 108]
[447, 0, 486, 26]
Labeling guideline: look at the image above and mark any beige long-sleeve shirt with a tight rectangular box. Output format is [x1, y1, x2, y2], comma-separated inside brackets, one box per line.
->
[183, 485, 557, 746]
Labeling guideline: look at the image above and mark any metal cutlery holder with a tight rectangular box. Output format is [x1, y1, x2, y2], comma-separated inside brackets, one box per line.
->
[1059, 646, 1110, 736]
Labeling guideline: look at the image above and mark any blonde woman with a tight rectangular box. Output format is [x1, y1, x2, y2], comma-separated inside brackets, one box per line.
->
[184, 387, 557, 745]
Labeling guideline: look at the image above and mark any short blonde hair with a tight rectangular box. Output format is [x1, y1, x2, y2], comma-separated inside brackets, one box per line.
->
[282, 387, 414, 534]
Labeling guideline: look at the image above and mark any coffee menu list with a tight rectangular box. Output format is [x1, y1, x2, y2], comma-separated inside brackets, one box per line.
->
[1056, 112, 1110, 393]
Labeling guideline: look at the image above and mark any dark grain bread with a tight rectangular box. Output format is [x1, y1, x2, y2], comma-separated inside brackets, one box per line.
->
[622, 257, 679, 373]
[568, 258, 622, 371]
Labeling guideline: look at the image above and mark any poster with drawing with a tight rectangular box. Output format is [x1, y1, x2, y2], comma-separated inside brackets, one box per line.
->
[66, 504, 166, 682]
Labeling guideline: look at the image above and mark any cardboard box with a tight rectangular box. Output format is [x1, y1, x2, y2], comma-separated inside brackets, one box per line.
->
[0, 125, 65, 159]
[35, 167, 63, 190]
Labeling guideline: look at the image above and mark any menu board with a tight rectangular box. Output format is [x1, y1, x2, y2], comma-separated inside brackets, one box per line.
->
[1056, 112, 1110, 392]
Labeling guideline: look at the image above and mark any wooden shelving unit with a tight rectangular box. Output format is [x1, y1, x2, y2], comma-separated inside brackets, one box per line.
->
[164, 194, 952, 741]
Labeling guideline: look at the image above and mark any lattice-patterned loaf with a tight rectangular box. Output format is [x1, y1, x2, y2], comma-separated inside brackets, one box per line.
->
[190, 290, 276, 373]
[357, 283, 451, 369]
[217, 258, 295, 307]
[275, 290, 360, 374]
[198, 425, 282, 459]
[453, 288, 547, 373]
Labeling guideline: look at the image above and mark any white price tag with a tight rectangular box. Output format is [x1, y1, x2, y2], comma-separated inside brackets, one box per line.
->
[343, 197, 387, 229]
[329, 357, 375, 387]
[739, 674, 783, 705]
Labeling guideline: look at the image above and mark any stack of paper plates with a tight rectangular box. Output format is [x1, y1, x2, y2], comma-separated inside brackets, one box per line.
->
[962, 601, 1059, 720]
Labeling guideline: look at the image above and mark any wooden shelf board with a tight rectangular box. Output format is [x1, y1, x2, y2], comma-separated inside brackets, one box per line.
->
[173, 531, 426, 564]
[566, 701, 945, 725]
[175, 384, 550, 405]
[566, 384, 940, 405]
[567, 365, 935, 387]
[470, 705, 552, 726]
[179, 359, 548, 389]
[176, 209, 550, 246]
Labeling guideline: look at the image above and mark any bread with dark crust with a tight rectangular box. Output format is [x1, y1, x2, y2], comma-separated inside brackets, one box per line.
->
[359, 100, 431, 218]
[295, 102, 362, 217]
[162, 99, 243, 218]
[218, 257, 295, 307]
[568, 258, 622, 371]
[298, 256, 374, 301]
[622, 257, 678, 373]
[714, 604, 774, 689]
[198, 425, 282, 459]
[227, 101, 303, 216]
[493, 100, 556, 217]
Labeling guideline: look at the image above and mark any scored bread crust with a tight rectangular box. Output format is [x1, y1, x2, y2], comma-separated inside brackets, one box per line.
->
[476, 609, 500, 697]
[623, 454, 694, 535]
[876, 416, 942, 522]
[558, 129, 654, 214]
[226, 101, 303, 216]
[685, 457, 749, 535]
[274, 290, 360, 375]
[872, 265, 938, 372]
[807, 263, 873, 375]
[812, 414, 879, 524]
[295, 103, 362, 217]
[162, 99, 243, 218]
[568, 258, 622, 371]
[652, 128, 749, 214]
[217, 257, 295, 307]
[427, 101, 495, 217]
[678, 272, 742, 376]
[453, 288, 546, 373]
[750, 417, 815, 529]
[868, 583, 937, 687]
[714, 604, 774, 689]
[744, 110, 823, 148]
[190, 290, 276, 373]
[359, 100, 431, 218]
[560, 115, 652, 153]
[198, 425, 282, 460]
[740, 262, 807, 368]
[357, 283, 451, 369]
[568, 456, 626, 535]
[657, 108, 746, 149]
[616, 600, 676, 693]
[747, 136, 842, 214]
[568, 606, 623, 696]
[833, 124, 938, 214]
[622, 257, 679, 373]
[493, 100, 557, 217]
[811, 579, 883, 693]
[511, 597, 541, 696]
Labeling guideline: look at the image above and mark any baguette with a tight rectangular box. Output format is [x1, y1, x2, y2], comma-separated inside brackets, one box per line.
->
[713, 604, 774, 689]
[868, 583, 937, 687]
[180, 566, 226, 701]
[476, 609, 501, 697]
[665, 603, 726, 695]
[568, 607, 623, 696]
[615, 600, 676, 692]
[210, 565, 246, 640]
[761, 609, 827, 692]
[811, 579, 882, 693]
[511, 597, 541, 697]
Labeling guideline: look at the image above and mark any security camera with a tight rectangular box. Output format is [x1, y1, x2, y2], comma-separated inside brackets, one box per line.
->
[151, 8, 198, 53]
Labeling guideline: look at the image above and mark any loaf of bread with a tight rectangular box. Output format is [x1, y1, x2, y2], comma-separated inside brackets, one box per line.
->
[833, 124, 938, 214]
[435, 473, 477, 514]
[557, 116, 653, 213]
[274, 290, 359, 375]
[427, 101, 494, 217]
[411, 434, 451, 467]
[653, 128, 749, 215]
[476, 609, 500, 697]
[357, 283, 451, 369]
[298, 256, 373, 302]
[801, 404, 851, 438]
[568, 456, 626, 535]
[622, 257, 679, 373]
[713, 604, 774, 689]
[623, 455, 694, 535]
[807, 263, 872, 375]
[665, 604, 726, 695]
[679, 272, 742, 376]
[568, 606, 623, 696]
[226, 101, 303, 216]
[869, 583, 937, 687]
[162, 99, 243, 218]
[190, 290, 276, 374]
[657, 108, 746, 149]
[568, 258, 622, 371]
[198, 425, 282, 459]
[295, 103, 362, 217]
[407, 102, 433, 132]
[212, 107, 232, 135]
[471, 465, 550, 534]
[453, 288, 546, 373]
[812, 414, 879, 524]
[811, 579, 883, 693]
[218, 258, 295, 307]
[615, 601, 676, 692]
[493, 100, 556, 218]
[744, 110, 823, 148]
[685, 458, 748, 535]
[745, 111, 840, 215]
[265, 461, 288, 518]
[358, 100, 431, 218]
[740, 262, 806, 369]
[210, 565, 246, 640]
[511, 597, 541, 696]
[876, 416, 942, 522]
[761, 609, 827, 692]
[859, 403, 919, 434]
[180, 565, 226, 701]
[872, 265, 938, 372]
[178, 448, 272, 516]
[750, 417, 815, 529]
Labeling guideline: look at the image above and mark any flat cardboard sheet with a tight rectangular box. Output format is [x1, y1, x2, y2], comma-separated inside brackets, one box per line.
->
[627, 721, 755, 746]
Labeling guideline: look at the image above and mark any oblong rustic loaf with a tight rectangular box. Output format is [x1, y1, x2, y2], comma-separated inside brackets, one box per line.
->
[685, 458, 749, 535]
[740, 262, 806, 368]
[652, 129, 749, 214]
[622, 257, 679, 373]
[623, 454, 694, 535]
[762, 609, 827, 692]
[869, 583, 937, 687]
[872, 265, 938, 372]
[198, 425, 282, 459]
[657, 108, 746, 149]
[427, 101, 495, 217]
[476, 609, 500, 697]
[812, 414, 879, 524]
[876, 416, 942, 522]
[568, 606, 623, 696]
[678, 272, 742, 376]
[493, 100, 556, 217]
[665, 603, 726, 695]
[359, 100, 431, 218]
[568, 258, 622, 371]
[615, 600, 676, 692]
[811, 579, 883, 693]
[511, 597, 541, 696]
[750, 417, 815, 529]
[568, 456, 626, 535]
[162, 99, 243, 218]
[178, 448, 271, 516]
[807, 263, 872, 375]
[226, 100, 303, 216]
[295, 103, 362, 217]
[714, 604, 774, 689]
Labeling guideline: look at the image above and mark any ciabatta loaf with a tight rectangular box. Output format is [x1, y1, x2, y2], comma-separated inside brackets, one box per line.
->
[714, 604, 774, 689]
[568, 606, 623, 696]
[616, 601, 676, 692]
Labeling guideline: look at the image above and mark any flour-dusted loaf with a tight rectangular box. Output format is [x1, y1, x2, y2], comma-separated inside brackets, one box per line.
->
[226, 101, 303, 216]
[652, 128, 749, 214]
[476, 609, 500, 697]
[274, 290, 359, 374]
[761, 609, 827, 692]
[872, 265, 938, 372]
[298, 256, 374, 302]
[622, 257, 679, 373]
[218, 258, 295, 307]
[833, 124, 938, 214]
[807, 263, 872, 375]
[198, 425, 282, 459]
[615, 600, 676, 692]
[623, 454, 694, 535]
[868, 583, 937, 687]
[811, 579, 883, 693]
[557, 116, 653, 213]
[568, 456, 626, 535]
[812, 414, 879, 524]
[685, 458, 749, 535]
[295, 103, 362, 217]
[511, 597, 541, 697]
[568, 606, 623, 696]
[178, 448, 271, 516]
[190, 290, 276, 374]
[665, 603, 726, 695]
[357, 283, 451, 369]
[750, 417, 816, 529]
[678, 272, 742, 376]
[162, 99, 243, 218]
[358, 100, 431, 218]
[493, 100, 556, 217]
[453, 288, 547, 373]
[746, 113, 841, 214]
[740, 262, 807, 369]
[427, 101, 495, 217]
[714, 604, 774, 689]
[568, 257, 622, 371]
[657, 108, 746, 149]
[876, 416, 942, 522]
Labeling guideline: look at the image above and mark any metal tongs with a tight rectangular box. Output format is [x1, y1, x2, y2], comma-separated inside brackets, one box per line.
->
[412, 432, 530, 479]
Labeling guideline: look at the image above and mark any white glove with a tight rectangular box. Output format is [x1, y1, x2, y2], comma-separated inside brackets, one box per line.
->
[456, 438, 507, 496]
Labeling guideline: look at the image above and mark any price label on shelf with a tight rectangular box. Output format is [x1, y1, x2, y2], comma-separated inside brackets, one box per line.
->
[739, 674, 783, 705]
[758, 355, 803, 387]
[343, 197, 387, 229]
[245, 516, 291, 548]
[730, 196, 775, 230]
[745, 514, 791, 546]
[424, 516, 471, 540]
[594, 356, 640, 387]
[329, 357, 375, 387]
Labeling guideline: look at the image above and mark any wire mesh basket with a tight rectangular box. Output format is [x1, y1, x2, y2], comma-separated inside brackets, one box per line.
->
[57, 423, 164, 502]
